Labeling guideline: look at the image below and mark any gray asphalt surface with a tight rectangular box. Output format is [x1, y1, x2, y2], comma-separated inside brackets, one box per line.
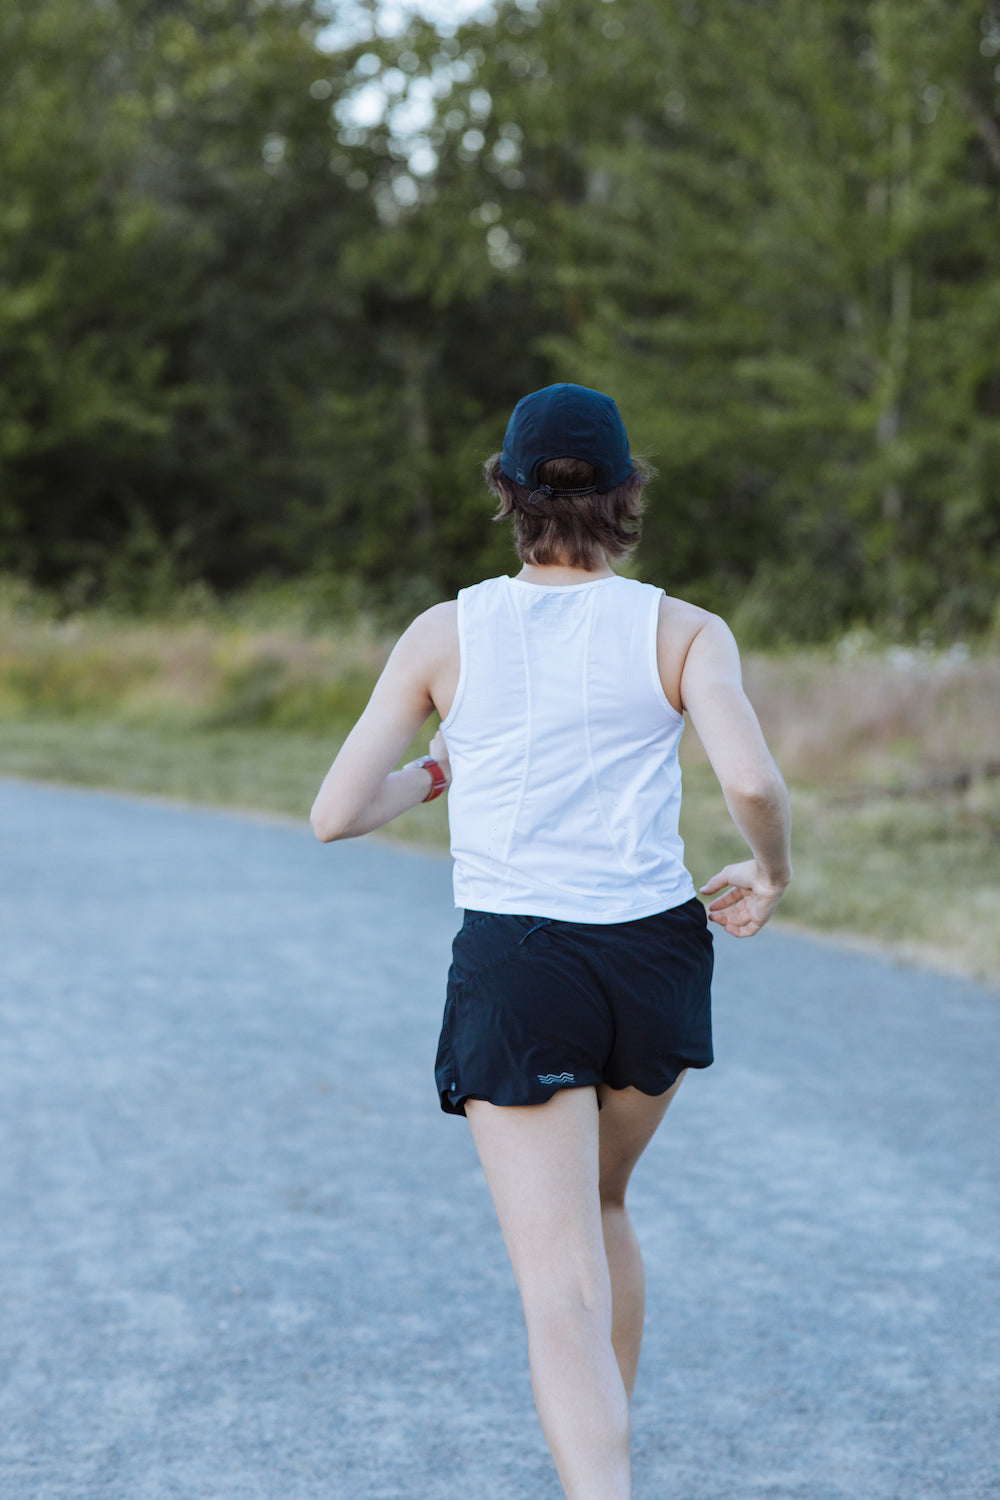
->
[1, 777, 997, 1500]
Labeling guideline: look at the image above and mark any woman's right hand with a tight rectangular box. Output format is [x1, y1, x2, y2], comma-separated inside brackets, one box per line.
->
[428, 726, 451, 785]
[699, 859, 790, 938]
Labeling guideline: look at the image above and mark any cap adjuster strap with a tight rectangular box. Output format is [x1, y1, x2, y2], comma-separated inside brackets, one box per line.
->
[527, 483, 600, 505]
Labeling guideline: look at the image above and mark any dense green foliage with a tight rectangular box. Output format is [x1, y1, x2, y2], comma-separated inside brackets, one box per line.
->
[2, 0, 999, 636]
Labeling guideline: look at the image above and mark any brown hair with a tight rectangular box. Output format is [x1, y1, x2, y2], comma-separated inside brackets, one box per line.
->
[484, 454, 655, 569]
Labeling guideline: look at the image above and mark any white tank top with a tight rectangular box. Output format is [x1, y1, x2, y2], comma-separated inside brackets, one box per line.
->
[441, 573, 696, 923]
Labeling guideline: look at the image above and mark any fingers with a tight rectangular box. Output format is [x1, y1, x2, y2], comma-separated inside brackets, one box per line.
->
[708, 891, 778, 937]
[709, 907, 762, 938]
[706, 887, 745, 912]
[429, 727, 450, 769]
[701, 859, 783, 937]
[706, 885, 762, 935]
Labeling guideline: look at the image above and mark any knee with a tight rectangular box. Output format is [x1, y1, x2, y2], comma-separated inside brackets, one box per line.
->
[599, 1180, 628, 1213]
[520, 1252, 612, 1330]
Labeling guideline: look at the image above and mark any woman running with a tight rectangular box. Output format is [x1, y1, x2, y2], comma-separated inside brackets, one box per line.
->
[311, 383, 792, 1500]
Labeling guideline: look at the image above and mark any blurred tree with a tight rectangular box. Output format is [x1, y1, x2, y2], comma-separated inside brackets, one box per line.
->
[419, 0, 1000, 637]
[0, 0, 178, 593]
[0, 0, 997, 635]
[0, 0, 392, 601]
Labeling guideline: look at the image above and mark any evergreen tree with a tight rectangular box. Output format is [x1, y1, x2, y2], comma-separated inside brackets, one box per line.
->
[0, 0, 996, 634]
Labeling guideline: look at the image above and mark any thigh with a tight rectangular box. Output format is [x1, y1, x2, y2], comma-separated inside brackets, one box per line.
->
[465, 1088, 609, 1309]
[597, 1074, 686, 1202]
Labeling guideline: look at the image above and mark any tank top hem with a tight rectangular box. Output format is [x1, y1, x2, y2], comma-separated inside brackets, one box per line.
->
[451, 875, 698, 926]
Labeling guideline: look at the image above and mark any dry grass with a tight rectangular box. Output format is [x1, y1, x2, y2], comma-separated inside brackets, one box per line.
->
[680, 641, 1000, 982]
[0, 608, 391, 729]
[1, 590, 997, 983]
[740, 645, 999, 788]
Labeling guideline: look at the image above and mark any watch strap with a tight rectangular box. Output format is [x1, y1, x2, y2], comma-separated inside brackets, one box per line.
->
[417, 756, 447, 802]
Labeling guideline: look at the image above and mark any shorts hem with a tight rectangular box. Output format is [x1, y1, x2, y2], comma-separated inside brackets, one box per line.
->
[601, 1054, 714, 1098]
[437, 1059, 714, 1116]
[438, 1074, 603, 1117]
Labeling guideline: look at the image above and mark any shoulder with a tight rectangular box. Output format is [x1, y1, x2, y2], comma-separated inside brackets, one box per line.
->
[376, 601, 459, 705]
[412, 598, 459, 630]
[655, 596, 739, 712]
[656, 594, 733, 660]
[656, 592, 717, 634]
[396, 599, 458, 657]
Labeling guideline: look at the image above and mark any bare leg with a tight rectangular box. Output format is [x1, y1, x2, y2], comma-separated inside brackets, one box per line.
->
[466, 1088, 631, 1500]
[598, 1075, 687, 1398]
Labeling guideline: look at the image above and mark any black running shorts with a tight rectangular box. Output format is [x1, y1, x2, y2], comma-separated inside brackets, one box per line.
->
[434, 896, 714, 1116]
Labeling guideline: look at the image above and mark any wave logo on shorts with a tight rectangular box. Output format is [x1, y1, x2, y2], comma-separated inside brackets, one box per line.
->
[537, 1072, 575, 1085]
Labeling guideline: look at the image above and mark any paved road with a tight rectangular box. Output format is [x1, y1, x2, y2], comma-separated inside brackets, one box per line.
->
[1, 778, 997, 1500]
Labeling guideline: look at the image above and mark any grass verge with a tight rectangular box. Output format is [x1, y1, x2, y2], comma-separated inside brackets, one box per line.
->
[0, 719, 452, 849]
[678, 762, 1000, 983]
[1, 593, 998, 983]
[3, 718, 997, 983]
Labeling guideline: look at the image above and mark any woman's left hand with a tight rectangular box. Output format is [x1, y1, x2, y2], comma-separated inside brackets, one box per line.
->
[428, 726, 451, 785]
[700, 858, 788, 937]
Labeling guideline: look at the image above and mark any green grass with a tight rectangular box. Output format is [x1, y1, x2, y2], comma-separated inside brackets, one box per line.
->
[0, 719, 332, 816]
[1, 589, 998, 984]
[678, 761, 1000, 982]
[2, 717, 997, 982]
[0, 717, 452, 849]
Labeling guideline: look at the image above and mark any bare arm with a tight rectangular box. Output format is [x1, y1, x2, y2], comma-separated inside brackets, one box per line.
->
[310, 607, 450, 841]
[679, 614, 792, 936]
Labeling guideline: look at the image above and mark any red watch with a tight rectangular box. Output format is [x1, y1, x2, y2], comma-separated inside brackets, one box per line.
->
[415, 756, 448, 802]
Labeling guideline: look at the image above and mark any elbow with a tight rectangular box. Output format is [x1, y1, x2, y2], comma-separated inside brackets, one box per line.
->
[310, 812, 336, 843]
[728, 774, 791, 822]
[310, 803, 352, 843]
[725, 772, 787, 810]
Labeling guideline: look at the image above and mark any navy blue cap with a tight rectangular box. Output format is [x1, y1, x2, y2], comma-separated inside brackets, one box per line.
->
[500, 383, 632, 493]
